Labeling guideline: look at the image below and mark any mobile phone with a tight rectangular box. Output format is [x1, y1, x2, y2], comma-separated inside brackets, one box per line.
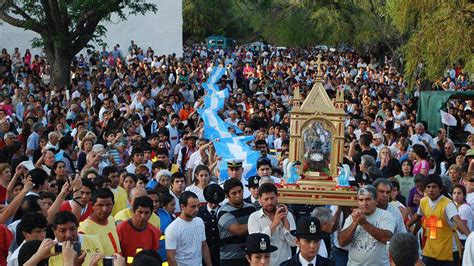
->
[54, 242, 81, 254]
[103, 257, 114, 266]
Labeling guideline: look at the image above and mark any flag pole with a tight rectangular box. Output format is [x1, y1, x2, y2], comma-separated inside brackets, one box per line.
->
[446, 101, 450, 139]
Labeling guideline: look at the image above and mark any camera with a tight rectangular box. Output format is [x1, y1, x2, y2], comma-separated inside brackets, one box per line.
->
[103, 256, 114, 266]
[277, 204, 286, 213]
[54, 242, 81, 254]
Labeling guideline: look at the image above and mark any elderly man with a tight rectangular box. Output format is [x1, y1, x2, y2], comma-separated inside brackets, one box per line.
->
[45, 131, 60, 152]
[410, 123, 433, 148]
[114, 187, 160, 229]
[26, 122, 44, 157]
[372, 178, 406, 235]
[338, 185, 395, 266]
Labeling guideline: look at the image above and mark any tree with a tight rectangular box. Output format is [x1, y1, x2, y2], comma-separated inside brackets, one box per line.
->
[386, 0, 474, 88]
[0, 0, 157, 88]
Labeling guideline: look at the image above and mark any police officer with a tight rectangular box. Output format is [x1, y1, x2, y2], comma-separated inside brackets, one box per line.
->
[281, 217, 335, 266]
[245, 233, 278, 266]
[244, 175, 261, 210]
[198, 184, 225, 266]
[225, 159, 251, 198]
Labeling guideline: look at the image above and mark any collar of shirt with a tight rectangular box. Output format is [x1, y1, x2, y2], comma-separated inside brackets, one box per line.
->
[207, 205, 219, 213]
[298, 253, 317, 266]
[250, 196, 258, 204]
[428, 195, 444, 209]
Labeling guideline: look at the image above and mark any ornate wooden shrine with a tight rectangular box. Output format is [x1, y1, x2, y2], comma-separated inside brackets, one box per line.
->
[278, 56, 357, 206]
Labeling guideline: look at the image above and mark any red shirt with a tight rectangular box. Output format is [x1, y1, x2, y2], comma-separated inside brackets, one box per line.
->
[117, 220, 160, 261]
[0, 186, 6, 204]
[59, 201, 93, 222]
[0, 224, 13, 266]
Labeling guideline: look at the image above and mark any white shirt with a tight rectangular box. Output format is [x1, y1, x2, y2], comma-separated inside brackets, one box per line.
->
[410, 133, 434, 148]
[186, 151, 203, 174]
[462, 232, 474, 266]
[165, 217, 206, 266]
[248, 208, 296, 265]
[166, 125, 179, 155]
[456, 203, 473, 240]
[299, 253, 317, 266]
[185, 185, 205, 203]
[170, 189, 182, 214]
[7, 241, 24, 266]
[385, 203, 407, 234]
[467, 193, 474, 214]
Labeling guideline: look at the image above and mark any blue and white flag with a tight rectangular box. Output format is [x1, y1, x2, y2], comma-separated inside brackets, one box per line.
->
[198, 66, 259, 181]
[207, 66, 226, 84]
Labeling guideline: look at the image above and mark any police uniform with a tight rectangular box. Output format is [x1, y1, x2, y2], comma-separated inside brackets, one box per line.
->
[280, 217, 335, 266]
[223, 159, 251, 198]
[198, 184, 225, 266]
[245, 233, 278, 264]
[243, 175, 261, 210]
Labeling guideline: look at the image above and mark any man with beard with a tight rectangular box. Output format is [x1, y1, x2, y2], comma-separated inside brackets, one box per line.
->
[248, 183, 296, 265]
[165, 191, 212, 266]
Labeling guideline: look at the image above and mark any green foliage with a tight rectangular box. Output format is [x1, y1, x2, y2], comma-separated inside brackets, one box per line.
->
[183, 0, 472, 87]
[0, 0, 157, 56]
[386, 1, 474, 88]
[0, 0, 157, 86]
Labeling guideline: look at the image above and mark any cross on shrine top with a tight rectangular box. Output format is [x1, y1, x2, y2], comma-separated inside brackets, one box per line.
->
[316, 54, 323, 80]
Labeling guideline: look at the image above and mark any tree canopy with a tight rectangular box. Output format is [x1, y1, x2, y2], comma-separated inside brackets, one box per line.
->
[184, 0, 473, 88]
[0, 0, 157, 87]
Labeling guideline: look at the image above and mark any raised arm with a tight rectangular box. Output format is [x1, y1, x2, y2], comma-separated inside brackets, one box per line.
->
[47, 182, 71, 224]
[0, 179, 33, 224]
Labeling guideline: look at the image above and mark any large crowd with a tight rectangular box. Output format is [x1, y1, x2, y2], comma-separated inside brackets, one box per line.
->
[0, 41, 473, 266]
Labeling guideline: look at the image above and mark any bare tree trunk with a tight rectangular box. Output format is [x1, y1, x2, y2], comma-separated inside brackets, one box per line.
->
[47, 50, 72, 89]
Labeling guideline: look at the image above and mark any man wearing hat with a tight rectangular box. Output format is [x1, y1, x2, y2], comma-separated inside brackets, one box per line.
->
[226, 159, 251, 198]
[244, 175, 261, 209]
[177, 133, 199, 175]
[281, 217, 334, 266]
[198, 184, 226, 266]
[245, 233, 278, 266]
[406, 174, 470, 265]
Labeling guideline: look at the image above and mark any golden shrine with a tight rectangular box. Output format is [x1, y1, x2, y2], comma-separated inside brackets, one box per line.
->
[278, 56, 357, 206]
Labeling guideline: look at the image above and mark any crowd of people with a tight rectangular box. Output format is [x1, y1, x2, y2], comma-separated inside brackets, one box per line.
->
[0, 40, 472, 266]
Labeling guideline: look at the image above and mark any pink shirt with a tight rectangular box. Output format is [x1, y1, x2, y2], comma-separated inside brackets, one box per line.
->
[413, 159, 429, 176]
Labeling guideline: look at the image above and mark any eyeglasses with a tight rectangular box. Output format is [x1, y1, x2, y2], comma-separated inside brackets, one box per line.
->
[244, 131, 252, 134]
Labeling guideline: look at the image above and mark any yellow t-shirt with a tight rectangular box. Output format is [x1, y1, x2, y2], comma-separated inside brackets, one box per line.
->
[170, 164, 179, 174]
[114, 208, 161, 228]
[111, 186, 128, 216]
[49, 234, 104, 266]
[78, 216, 121, 256]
